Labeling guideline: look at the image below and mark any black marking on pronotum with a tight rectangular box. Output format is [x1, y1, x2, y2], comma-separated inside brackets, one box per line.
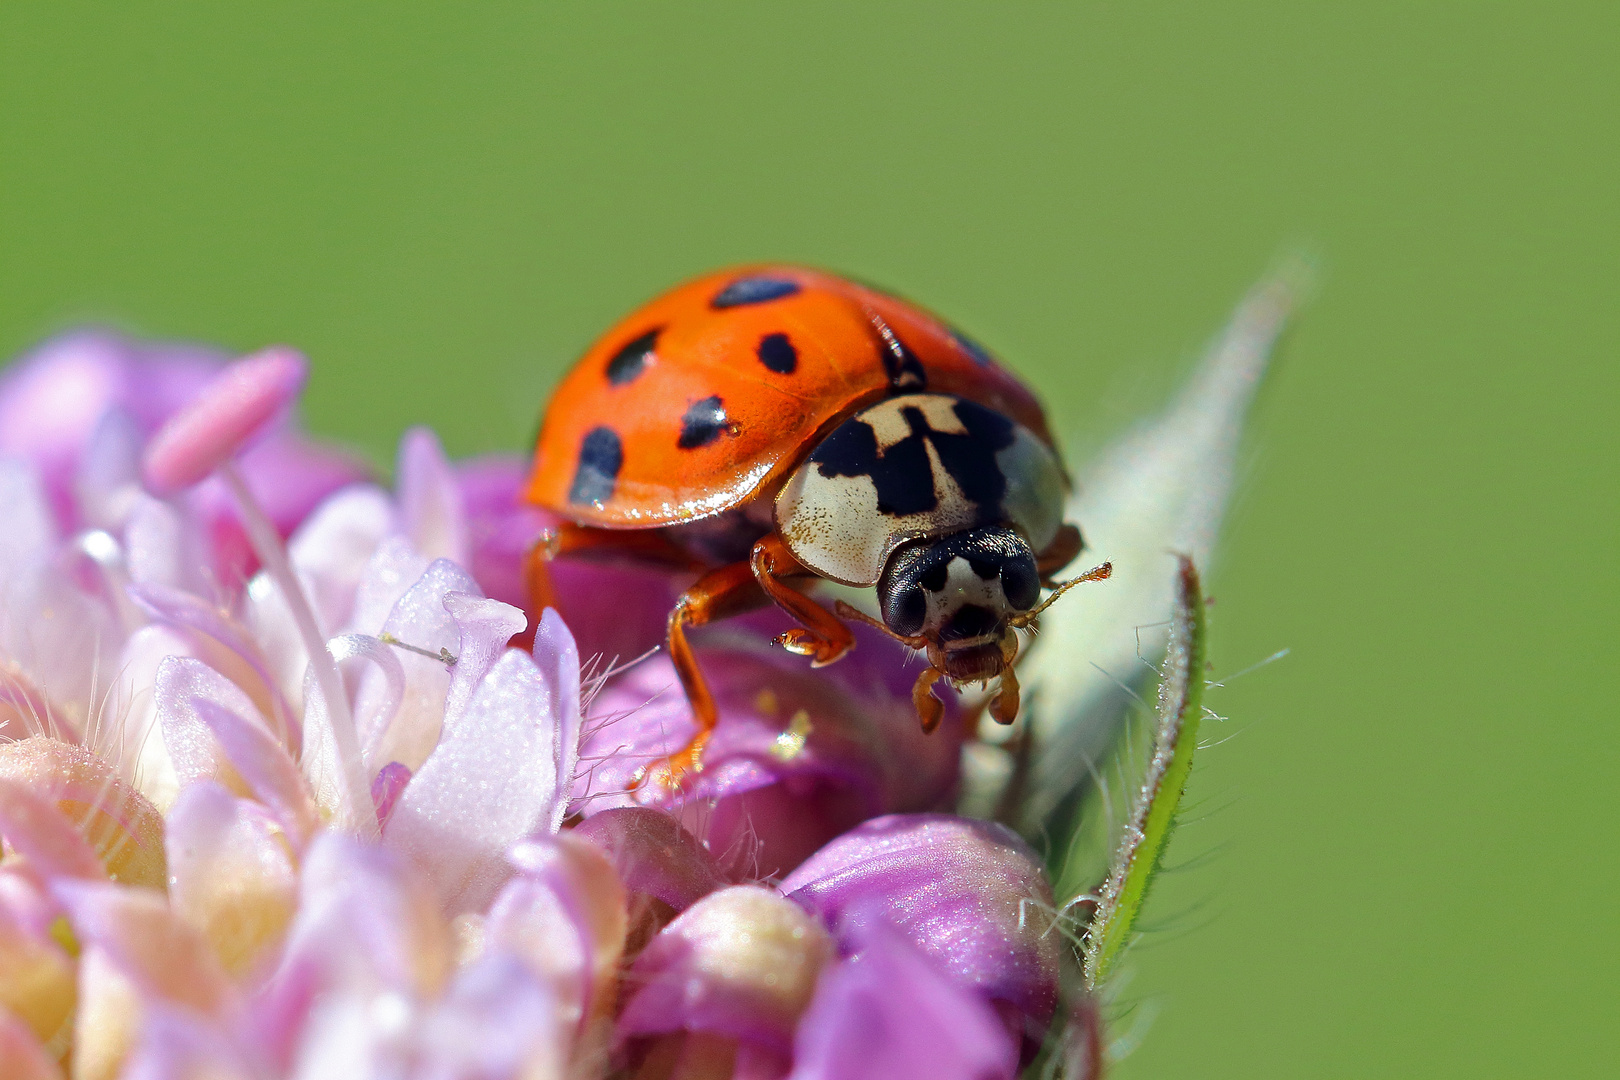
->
[809, 397, 1017, 518]
[677, 395, 733, 450]
[757, 332, 798, 374]
[950, 328, 996, 367]
[605, 329, 660, 386]
[712, 276, 801, 309]
[569, 427, 622, 505]
[870, 315, 927, 389]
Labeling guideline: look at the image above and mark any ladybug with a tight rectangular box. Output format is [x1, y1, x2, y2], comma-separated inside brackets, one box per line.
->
[525, 265, 1109, 785]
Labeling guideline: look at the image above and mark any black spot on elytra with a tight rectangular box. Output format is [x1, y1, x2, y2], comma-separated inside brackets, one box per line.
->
[712, 276, 800, 309]
[809, 397, 1017, 519]
[606, 329, 660, 386]
[757, 332, 797, 374]
[677, 396, 733, 450]
[950, 328, 996, 367]
[871, 317, 927, 389]
[568, 427, 622, 506]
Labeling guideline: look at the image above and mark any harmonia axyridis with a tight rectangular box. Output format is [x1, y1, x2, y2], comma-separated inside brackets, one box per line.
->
[525, 265, 1109, 784]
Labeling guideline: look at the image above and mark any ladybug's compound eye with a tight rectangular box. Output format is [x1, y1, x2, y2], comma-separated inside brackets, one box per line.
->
[880, 583, 928, 639]
[999, 553, 1041, 612]
[876, 541, 931, 639]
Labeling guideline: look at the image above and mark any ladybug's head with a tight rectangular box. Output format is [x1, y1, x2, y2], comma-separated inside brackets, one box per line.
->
[875, 523, 1040, 684]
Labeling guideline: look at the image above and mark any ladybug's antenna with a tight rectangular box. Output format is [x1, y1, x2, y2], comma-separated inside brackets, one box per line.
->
[833, 600, 929, 648]
[1008, 562, 1113, 629]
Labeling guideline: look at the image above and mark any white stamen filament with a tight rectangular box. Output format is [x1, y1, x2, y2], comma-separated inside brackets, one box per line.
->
[221, 462, 377, 838]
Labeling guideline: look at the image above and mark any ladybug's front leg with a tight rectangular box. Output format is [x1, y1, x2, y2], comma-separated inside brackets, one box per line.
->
[749, 534, 855, 668]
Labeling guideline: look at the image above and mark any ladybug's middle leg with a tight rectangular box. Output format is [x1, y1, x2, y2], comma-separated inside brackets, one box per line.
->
[645, 560, 769, 788]
[749, 534, 855, 667]
[525, 521, 706, 615]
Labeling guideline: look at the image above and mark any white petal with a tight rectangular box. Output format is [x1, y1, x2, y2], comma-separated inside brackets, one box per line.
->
[287, 483, 398, 633]
[347, 536, 432, 638]
[397, 427, 468, 566]
[385, 649, 563, 914]
[441, 592, 527, 729]
[122, 495, 184, 589]
[355, 559, 482, 776]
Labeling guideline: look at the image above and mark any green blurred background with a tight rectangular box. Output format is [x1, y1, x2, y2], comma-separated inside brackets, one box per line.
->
[3, 3, 1614, 1075]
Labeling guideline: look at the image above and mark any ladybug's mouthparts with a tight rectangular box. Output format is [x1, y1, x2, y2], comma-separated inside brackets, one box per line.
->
[942, 632, 1001, 652]
[938, 638, 1008, 683]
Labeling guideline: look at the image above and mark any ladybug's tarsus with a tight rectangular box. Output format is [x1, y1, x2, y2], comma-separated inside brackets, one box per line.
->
[751, 534, 855, 667]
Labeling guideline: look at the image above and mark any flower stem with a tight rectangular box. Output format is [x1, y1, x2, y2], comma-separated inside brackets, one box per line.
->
[221, 462, 377, 839]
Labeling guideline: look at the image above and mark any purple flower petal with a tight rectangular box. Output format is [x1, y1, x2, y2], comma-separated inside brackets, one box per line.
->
[131, 582, 297, 750]
[155, 657, 317, 844]
[580, 643, 962, 878]
[779, 814, 1061, 1053]
[397, 427, 468, 566]
[370, 761, 412, 829]
[53, 879, 235, 1014]
[346, 536, 433, 639]
[571, 807, 723, 913]
[786, 921, 1017, 1080]
[256, 833, 450, 1073]
[455, 453, 546, 610]
[618, 885, 834, 1056]
[75, 407, 143, 532]
[0, 778, 104, 882]
[413, 951, 564, 1079]
[533, 607, 581, 832]
[165, 782, 298, 978]
[0, 331, 217, 530]
[193, 702, 318, 849]
[326, 633, 406, 773]
[488, 834, 628, 1049]
[385, 647, 567, 913]
[122, 494, 185, 589]
[120, 1005, 255, 1080]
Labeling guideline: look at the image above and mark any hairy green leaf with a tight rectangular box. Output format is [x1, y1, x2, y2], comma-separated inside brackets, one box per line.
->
[1082, 555, 1207, 991]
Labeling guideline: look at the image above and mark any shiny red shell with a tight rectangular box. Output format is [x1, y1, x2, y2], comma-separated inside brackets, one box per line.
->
[526, 265, 1054, 528]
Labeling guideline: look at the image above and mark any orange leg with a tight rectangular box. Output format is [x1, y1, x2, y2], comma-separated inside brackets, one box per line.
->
[749, 534, 855, 667]
[989, 658, 1021, 726]
[912, 667, 947, 734]
[638, 560, 768, 791]
[525, 522, 705, 616]
[1036, 522, 1084, 585]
